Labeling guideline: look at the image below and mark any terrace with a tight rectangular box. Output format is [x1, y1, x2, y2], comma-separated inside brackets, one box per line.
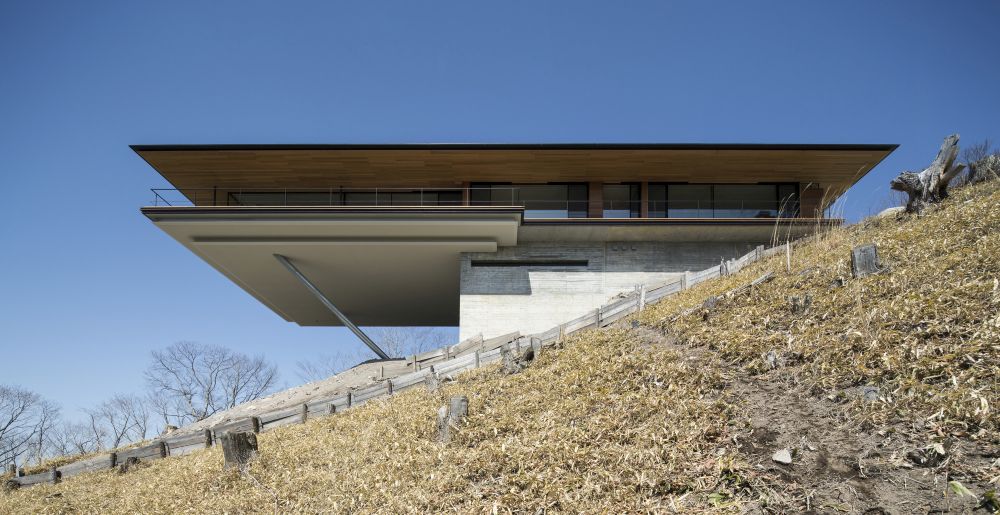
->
[149, 183, 803, 220]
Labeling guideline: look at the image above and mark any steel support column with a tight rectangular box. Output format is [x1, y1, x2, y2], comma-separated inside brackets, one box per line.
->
[273, 254, 390, 359]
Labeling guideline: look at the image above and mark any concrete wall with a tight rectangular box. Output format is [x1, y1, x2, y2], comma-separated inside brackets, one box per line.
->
[459, 241, 762, 339]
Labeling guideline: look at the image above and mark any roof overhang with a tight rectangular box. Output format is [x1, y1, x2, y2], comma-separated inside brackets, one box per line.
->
[132, 143, 898, 201]
[142, 207, 521, 326]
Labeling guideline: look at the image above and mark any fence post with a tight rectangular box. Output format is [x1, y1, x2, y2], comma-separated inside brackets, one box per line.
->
[474, 350, 481, 368]
[49, 466, 60, 485]
[251, 416, 261, 434]
[300, 403, 309, 423]
[204, 429, 213, 448]
[411, 354, 418, 372]
[347, 391, 354, 408]
[387, 379, 394, 395]
[638, 284, 646, 311]
[681, 272, 689, 290]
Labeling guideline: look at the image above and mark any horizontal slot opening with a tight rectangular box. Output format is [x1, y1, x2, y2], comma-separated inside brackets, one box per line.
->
[471, 259, 589, 268]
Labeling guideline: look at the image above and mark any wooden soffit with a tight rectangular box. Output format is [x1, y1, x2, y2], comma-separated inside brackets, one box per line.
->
[133, 143, 897, 194]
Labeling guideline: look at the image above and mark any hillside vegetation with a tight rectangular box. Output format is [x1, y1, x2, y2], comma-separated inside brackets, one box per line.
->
[3, 180, 998, 513]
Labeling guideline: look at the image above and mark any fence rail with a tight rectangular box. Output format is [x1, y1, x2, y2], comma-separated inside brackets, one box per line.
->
[5, 241, 790, 489]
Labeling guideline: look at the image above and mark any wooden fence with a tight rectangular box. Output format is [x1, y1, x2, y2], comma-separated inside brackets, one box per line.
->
[5, 242, 788, 489]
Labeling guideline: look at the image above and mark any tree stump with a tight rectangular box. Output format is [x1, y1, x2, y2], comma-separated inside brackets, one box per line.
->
[220, 431, 258, 470]
[424, 373, 440, 393]
[501, 344, 525, 374]
[851, 244, 883, 278]
[701, 295, 719, 321]
[436, 395, 469, 443]
[117, 456, 141, 474]
[890, 134, 967, 214]
[789, 294, 813, 314]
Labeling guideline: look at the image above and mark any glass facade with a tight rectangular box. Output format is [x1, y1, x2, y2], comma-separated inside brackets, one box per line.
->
[602, 184, 640, 218]
[228, 190, 463, 207]
[649, 183, 799, 218]
[470, 183, 588, 218]
[223, 183, 800, 219]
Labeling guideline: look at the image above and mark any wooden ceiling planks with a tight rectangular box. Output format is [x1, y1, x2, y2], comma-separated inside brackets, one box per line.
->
[134, 145, 896, 192]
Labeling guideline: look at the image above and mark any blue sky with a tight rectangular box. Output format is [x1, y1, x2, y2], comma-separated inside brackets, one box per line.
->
[1, 1, 998, 420]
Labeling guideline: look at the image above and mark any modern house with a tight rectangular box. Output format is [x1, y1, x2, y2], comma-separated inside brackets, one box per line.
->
[137, 143, 895, 344]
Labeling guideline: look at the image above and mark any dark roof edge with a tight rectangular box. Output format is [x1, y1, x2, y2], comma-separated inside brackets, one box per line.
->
[131, 143, 899, 152]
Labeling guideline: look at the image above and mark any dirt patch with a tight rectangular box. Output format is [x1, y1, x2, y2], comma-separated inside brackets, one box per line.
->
[632, 325, 990, 513]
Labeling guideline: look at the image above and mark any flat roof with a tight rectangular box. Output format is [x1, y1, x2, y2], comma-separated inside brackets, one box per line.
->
[132, 142, 897, 152]
[133, 142, 897, 206]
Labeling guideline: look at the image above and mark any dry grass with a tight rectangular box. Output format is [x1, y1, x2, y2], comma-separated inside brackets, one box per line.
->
[2, 330, 754, 513]
[639, 178, 1000, 441]
[4, 179, 999, 513]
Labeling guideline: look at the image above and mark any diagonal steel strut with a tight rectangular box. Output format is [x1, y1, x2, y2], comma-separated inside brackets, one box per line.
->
[273, 254, 390, 360]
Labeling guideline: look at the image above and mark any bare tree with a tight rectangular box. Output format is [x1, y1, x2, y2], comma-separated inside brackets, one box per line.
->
[295, 352, 366, 383]
[45, 421, 103, 457]
[962, 138, 993, 165]
[374, 327, 452, 358]
[962, 139, 999, 184]
[25, 400, 59, 465]
[295, 327, 454, 382]
[0, 385, 59, 468]
[145, 342, 279, 426]
[85, 394, 150, 449]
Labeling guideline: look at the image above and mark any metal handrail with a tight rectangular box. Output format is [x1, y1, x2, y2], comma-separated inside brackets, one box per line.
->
[147, 187, 802, 218]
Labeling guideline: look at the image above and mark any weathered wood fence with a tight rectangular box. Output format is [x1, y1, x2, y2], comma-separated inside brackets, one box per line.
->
[5, 242, 789, 489]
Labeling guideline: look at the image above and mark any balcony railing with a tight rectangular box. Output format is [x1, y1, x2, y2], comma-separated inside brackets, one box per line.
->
[148, 188, 801, 219]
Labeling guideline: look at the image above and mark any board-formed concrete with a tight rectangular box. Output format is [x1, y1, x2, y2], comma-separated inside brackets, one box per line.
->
[459, 241, 762, 339]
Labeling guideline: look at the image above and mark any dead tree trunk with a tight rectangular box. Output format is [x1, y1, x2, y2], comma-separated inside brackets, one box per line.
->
[890, 134, 967, 213]
[436, 396, 469, 444]
[851, 244, 884, 278]
[220, 432, 259, 470]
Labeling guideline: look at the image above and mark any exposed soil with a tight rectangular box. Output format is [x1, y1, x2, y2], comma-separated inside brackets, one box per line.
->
[632, 325, 995, 514]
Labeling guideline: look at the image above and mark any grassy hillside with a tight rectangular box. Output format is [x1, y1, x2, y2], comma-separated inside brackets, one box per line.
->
[3, 180, 998, 513]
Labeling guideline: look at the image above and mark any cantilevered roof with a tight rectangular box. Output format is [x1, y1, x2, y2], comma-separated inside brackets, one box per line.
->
[143, 207, 522, 326]
[133, 143, 897, 197]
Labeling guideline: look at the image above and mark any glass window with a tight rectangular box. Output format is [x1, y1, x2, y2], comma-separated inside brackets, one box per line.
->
[229, 192, 337, 206]
[648, 184, 667, 218]
[777, 184, 799, 217]
[668, 185, 713, 218]
[603, 184, 640, 218]
[714, 185, 778, 218]
[469, 183, 586, 218]
[343, 192, 376, 206]
[434, 191, 463, 206]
